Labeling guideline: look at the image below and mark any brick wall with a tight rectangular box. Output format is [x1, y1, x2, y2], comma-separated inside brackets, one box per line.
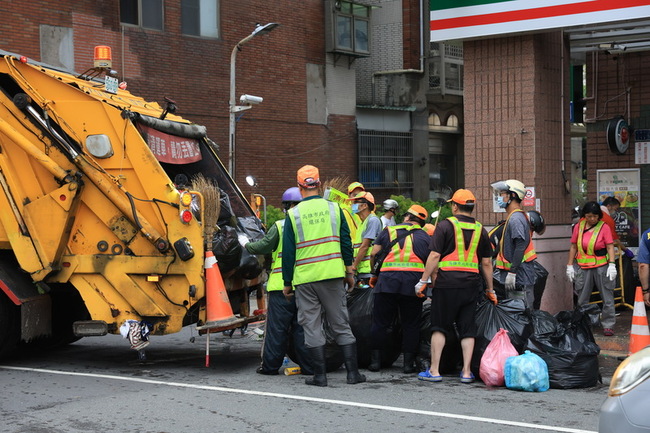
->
[463, 32, 571, 227]
[1, 0, 357, 208]
[402, 0, 421, 71]
[585, 51, 650, 232]
[464, 32, 574, 312]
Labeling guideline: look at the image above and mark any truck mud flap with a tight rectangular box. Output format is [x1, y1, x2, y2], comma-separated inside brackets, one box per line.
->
[21, 295, 52, 342]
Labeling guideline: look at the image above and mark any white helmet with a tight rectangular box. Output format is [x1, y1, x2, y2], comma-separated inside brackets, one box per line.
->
[382, 199, 398, 212]
[491, 179, 526, 201]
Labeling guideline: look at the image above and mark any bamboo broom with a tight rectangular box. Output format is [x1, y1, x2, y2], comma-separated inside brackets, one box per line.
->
[191, 173, 221, 251]
[322, 176, 351, 195]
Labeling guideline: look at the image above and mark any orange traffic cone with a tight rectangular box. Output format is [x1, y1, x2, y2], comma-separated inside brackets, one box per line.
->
[628, 286, 650, 355]
[201, 251, 244, 329]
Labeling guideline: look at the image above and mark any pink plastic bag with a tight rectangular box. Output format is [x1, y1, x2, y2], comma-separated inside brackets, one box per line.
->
[480, 328, 519, 387]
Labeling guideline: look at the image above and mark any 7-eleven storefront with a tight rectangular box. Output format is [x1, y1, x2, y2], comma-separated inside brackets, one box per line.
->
[429, 0, 650, 312]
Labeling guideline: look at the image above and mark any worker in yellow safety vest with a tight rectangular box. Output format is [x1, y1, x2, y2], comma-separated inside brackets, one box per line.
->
[282, 165, 366, 387]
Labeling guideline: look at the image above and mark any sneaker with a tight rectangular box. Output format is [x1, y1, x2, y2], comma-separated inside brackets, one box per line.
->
[418, 370, 442, 382]
[603, 328, 615, 337]
[256, 366, 279, 375]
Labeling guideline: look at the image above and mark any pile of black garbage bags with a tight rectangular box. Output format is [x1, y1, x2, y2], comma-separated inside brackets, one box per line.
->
[314, 287, 601, 388]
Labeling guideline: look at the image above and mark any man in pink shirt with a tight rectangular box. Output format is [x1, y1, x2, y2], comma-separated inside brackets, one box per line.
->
[566, 201, 617, 336]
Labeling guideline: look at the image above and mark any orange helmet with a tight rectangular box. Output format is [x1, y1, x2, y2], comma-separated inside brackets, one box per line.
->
[347, 181, 365, 195]
[406, 204, 427, 220]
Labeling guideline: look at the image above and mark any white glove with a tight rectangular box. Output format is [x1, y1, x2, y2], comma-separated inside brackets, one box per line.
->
[606, 263, 617, 281]
[415, 278, 431, 298]
[505, 272, 517, 291]
[566, 265, 575, 283]
[238, 234, 249, 248]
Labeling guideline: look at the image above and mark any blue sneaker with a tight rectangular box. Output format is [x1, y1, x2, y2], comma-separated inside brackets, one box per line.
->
[418, 370, 442, 382]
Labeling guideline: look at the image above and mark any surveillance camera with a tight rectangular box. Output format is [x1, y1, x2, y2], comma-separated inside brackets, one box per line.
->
[240, 94, 263, 105]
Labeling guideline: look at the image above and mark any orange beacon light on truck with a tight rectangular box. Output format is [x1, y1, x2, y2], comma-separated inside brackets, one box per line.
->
[94, 45, 112, 68]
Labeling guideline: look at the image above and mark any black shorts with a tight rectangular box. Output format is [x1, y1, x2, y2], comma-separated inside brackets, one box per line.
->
[429, 286, 480, 339]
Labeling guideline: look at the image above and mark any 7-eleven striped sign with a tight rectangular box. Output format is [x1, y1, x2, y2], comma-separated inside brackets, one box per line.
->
[430, 0, 650, 41]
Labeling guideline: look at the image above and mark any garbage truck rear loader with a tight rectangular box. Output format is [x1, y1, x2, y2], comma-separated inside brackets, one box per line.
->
[0, 49, 265, 358]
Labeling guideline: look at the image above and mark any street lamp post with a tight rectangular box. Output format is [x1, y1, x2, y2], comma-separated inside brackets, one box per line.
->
[228, 22, 279, 178]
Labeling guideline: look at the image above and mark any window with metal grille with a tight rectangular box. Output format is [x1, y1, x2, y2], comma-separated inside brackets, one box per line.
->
[429, 42, 464, 95]
[358, 130, 413, 190]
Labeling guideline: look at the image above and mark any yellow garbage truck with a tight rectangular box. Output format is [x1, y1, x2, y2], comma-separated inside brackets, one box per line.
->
[0, 48, 266, 357]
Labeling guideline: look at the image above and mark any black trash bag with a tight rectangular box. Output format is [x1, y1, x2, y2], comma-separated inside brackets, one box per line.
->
[238, 215, 265, 243]
[529, 309, 558, 338]
[417, 303, 463, 374]
[287, 321, 343, 373]
[345, 287, 402, 368]
[236, 247, 263, 280]
[212, 225, 241, 274]
[471, 298, 531, 376]
[532, 261, 549, 310]
[579, 303, 601, 327]
[526, 306, 601, 389]
[493, 277, 507, 301]
[217, 188, 235, 226]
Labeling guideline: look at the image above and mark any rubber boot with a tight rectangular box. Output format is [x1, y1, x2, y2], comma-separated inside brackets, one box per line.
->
[368, 350, 381, 372]
[402, 352, 416, 374]
[341, 343, 366, 384]
[304, 345, 327, 387]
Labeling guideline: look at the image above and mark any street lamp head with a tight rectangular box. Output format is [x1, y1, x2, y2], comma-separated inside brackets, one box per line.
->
[246, 175, 257, 187]
[252, 22, 279, 37]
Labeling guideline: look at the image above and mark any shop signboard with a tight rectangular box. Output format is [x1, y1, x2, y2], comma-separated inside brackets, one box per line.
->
[597, 169, 640, 250]
[430, 0, 650, 41]
[634, 129, 650, 164]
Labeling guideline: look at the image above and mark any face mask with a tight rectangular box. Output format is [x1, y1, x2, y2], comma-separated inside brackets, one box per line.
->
[496, 196, 508, 209]
[351, 203, 360, 214]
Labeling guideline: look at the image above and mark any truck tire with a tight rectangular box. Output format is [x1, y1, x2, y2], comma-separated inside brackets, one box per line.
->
[0, 291, 20, 359]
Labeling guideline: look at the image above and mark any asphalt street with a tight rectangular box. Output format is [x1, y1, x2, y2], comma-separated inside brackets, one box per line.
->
[0, 326, 614, 433]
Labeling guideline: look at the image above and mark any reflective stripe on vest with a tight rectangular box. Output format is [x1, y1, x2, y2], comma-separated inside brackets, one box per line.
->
[439, 217, 481, 273]
[267, 220, 285, 292]
[495, 209, 537, 270]
[379, 224, 425, 272]
[289, 199, 345, 285]
[575, 220, 607, 269]
[353, 215, 373, 274]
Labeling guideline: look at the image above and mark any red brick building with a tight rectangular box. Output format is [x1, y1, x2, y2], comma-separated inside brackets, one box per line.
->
[1, 1, 358, 206]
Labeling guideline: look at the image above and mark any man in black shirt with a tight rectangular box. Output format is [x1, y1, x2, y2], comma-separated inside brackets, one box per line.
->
[415, 189, 496, 383]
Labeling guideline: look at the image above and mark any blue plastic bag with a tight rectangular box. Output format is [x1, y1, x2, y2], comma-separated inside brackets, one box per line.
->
[504, 350, 550, 392]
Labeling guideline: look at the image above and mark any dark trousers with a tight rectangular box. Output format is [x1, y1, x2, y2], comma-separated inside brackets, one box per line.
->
[370, 292, 423, 353]
[262, 291, 312, 373]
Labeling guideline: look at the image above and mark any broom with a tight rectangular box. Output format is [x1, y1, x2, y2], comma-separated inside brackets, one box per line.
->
[191, 173, 221, 251]
[322, 176, 351, 196]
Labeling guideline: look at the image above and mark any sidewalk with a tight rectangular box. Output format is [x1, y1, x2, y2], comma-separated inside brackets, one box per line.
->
[593, 307, 633, 354]
[594, 307, 633, 380]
